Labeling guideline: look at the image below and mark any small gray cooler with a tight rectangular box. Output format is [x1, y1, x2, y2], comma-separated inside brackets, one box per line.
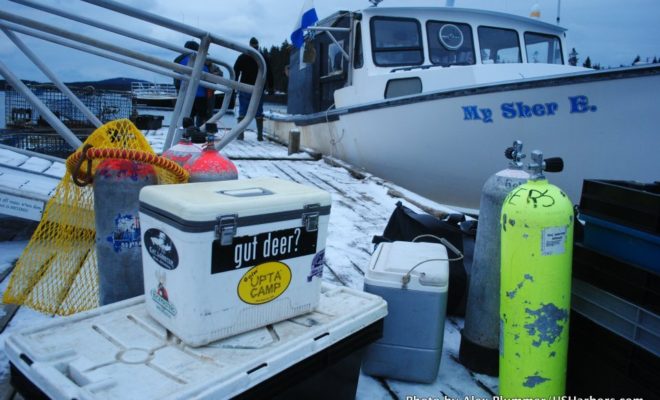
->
[362, 241, 449, 383]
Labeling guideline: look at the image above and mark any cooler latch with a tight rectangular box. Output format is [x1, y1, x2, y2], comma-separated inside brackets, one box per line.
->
[215, 214, 237, 245]
[302, 204, 320, 232]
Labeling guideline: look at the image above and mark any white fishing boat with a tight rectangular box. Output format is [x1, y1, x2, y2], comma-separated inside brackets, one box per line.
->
[266, 4, 660, 210]
[130, 82, 177, 108]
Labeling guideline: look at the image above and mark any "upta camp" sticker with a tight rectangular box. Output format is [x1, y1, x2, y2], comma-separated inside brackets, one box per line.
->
[237, 261, 291, 305]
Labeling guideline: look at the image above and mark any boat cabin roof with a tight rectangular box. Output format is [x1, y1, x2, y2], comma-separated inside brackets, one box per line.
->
[357, 6, 566, 34]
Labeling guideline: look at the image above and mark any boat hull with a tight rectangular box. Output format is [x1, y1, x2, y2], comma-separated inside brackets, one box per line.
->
[135, 97, 176, 108]
[269, 66, 660, 210]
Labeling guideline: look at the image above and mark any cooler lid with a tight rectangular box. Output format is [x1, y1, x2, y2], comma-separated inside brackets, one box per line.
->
[365, 241, 449, 292]
[139, 178, 331, 227]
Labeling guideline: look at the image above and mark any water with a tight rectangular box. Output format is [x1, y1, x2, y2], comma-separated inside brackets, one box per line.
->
[0, 90, 283, 133]
[139, 107, 244, 130]
[140, 102, 285, 131]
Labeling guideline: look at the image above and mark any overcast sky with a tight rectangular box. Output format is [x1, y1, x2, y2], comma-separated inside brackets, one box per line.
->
[1, 0, 659, 83]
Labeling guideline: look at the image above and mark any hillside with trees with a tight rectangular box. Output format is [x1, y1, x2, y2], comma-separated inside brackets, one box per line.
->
[568, 48, 659, 70]
[260, 40, 291, 94]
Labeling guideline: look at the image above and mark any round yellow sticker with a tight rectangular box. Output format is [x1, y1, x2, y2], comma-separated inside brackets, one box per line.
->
[238, 261, 291, 304]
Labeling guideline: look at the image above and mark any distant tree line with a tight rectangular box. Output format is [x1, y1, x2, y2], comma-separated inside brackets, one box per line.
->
[260, 40, 291, 94]
[568, 48, 659, 70]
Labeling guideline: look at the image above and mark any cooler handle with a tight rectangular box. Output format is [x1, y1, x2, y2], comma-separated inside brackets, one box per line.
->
[217, 187, 273, 197]
[401, 235, 464, 289]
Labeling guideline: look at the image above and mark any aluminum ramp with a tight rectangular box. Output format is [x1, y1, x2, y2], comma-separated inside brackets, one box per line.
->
[0, 145, 65, 221]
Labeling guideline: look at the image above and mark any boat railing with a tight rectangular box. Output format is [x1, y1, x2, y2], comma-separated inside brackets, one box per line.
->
[0, 0, 265, 152]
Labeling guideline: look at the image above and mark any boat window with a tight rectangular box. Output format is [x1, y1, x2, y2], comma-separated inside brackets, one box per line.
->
[354, 22, 363, 69]
[384, 77, 422, 99]
[524, 32, 563, 64]
[478, 26, 521, 64]
[370, 17, 423, 66]
[427, 21, 475, 66]
[325, 40, 345, 76]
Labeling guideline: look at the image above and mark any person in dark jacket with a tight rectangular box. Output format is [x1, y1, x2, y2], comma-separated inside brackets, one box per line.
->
[174, 41, 209, 127]
[233, 37, 273, 141]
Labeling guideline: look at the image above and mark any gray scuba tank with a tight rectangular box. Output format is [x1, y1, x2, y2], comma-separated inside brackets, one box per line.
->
[94, 158, 157, 306]
[459, 140, 530, 376]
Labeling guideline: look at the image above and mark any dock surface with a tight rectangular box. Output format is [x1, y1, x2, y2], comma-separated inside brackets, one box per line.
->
[0, 128, 497, 399]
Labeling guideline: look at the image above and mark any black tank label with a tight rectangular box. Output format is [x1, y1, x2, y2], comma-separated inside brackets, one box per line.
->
[144, 229, 179, 270]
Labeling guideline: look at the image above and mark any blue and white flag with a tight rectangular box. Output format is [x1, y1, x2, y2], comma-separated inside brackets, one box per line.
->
[290, 0, 318, 48]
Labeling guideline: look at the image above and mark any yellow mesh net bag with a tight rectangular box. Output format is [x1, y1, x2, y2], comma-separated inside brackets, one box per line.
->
[3, 119, 188, 315]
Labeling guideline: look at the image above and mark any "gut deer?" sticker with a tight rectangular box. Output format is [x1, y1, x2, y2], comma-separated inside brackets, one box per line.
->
[212, 226, 317, 274]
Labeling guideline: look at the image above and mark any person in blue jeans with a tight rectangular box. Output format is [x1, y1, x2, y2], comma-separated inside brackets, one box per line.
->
[174, 41, 210, 127]
[233, 37, 273, 141]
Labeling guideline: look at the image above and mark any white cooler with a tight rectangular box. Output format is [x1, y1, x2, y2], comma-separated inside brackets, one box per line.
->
[362, 241, 449, 383]
[139, 177, 331, 346]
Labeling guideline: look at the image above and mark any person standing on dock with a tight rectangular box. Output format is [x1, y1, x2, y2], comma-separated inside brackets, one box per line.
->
[174, 41, 210, 127]
[233, 37, 273, 141]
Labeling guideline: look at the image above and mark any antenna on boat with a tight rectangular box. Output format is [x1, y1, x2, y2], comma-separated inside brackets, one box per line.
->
[369, 0, 383, 6]
[556, 0, 561, 24]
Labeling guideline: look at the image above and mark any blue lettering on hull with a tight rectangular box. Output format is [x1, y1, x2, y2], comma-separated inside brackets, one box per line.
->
[462, 105, 493, 123]
[569, 95, 598, 113]
[462, 96, 596, 123]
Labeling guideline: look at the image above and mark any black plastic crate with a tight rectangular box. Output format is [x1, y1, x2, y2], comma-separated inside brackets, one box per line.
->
[571, 278, 659, 359]
[573, 243, 660, 314]
[237, 319, 383, 400]
[11, 318, 383, 400]
[580, 179, 660, 235]
[133, 114, 164, 131]
[581, 214, 660, 274]
[567, 311, 660, 398]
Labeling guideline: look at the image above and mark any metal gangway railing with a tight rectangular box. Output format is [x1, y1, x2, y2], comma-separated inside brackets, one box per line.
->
[0, 0, 266, 152]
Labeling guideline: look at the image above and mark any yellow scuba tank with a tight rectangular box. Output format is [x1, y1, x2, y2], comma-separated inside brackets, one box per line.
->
[499, 150, 573, 397]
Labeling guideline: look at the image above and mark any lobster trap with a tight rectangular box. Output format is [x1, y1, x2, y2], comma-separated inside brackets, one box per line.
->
[4, 84, 135, 129]
[0, 129, 90, 158]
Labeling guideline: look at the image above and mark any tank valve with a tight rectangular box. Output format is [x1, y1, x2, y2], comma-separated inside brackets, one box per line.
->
[527, 150, 564, 180]
[504, 140, 526, 168]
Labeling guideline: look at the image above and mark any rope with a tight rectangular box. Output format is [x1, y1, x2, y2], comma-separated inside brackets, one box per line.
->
[67, 145, 189, 186]
[70, 144, 94, 187]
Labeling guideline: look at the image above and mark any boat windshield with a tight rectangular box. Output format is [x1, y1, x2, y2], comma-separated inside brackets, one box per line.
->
[524, 32, 563, 64]
[368, 16, 563, 68]
[427, 21, 475, 66]
[478, 26, 521, 64]
[370, 17, 424, 66]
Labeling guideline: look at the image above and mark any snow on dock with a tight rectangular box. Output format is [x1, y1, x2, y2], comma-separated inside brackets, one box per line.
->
[0, 128, 497, 399]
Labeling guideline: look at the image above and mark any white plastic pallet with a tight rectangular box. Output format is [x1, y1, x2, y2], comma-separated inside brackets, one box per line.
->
[5, 283, 386, 400]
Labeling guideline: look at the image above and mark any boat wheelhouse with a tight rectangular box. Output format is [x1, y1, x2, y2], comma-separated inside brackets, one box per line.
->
[288, 7, 584, 115]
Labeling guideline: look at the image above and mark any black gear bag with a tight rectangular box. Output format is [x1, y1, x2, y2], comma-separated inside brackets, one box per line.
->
[373, 201, 473, 316]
